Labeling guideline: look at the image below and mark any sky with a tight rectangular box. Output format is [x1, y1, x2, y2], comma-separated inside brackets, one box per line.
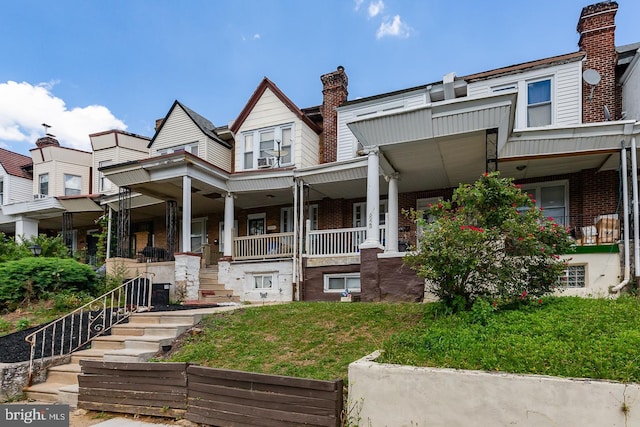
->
[0, 0, 638, 155]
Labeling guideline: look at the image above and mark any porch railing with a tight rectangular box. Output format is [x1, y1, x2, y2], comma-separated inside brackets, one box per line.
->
[233, 232, 295, 260]
[25, 274, 153, 385]
[306, 226, 387, 256]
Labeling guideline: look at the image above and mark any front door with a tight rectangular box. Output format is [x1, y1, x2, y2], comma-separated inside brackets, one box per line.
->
[191, 218, 206, 253]
[248, 214, 266, 236]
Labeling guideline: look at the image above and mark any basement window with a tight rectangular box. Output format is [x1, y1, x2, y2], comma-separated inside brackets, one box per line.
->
[253, 274, 273, 289]
[561, 265, 586, 288]
[324, 273, 361, 293]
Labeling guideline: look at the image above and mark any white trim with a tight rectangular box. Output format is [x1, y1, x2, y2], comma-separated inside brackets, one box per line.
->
[521, 179, 570, 226]
[247, 212, 266, 235]
[240, 123, 295, 170]
[323, 272, 361, 293]
[251, 272, 275, 289]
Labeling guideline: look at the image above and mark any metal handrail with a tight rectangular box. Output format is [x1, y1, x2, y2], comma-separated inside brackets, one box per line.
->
[25, 273, 153, 385]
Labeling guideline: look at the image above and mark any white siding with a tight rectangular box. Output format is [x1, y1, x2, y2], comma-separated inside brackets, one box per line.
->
[153, 106, 231, 172]
[152, 106, 203, 155]
[93, 146, 149, 195]
[622, 55, 640, 122]
[235, 88, 317, 170]
[466, 61, 582, 129]
[6, 174, 32, 204]
[117, 133, 151, 152]
[336, 89, 427, 161]
[32, 146, 92, 197]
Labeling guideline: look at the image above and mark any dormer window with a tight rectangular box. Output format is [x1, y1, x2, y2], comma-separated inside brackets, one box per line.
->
[527, 79, 552, 127]
[158, 143, 199, 156]
[242, 124, 294, 170]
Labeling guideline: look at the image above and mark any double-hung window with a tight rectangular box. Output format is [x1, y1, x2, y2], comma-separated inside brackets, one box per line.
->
[522, 181, 568, 226]
[39, 173, 49, 196]
[527, 79, 552, 127]
[99, 160, 112, 192]
[324, 273, 361, 293]
[64, 174, 82, 196]
[242, 124, 294, 170]
[157, 143, 199, 156]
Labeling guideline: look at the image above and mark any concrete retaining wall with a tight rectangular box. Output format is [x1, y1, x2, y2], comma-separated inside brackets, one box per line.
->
[348, 351, 639, 426]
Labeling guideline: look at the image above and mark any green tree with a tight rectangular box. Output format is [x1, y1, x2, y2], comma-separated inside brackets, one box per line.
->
[403, 172, 574, 310]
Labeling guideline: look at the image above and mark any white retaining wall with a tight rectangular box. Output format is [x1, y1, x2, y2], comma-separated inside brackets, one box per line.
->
[348, 351, 639, 426]
[218, 260, 293, 303]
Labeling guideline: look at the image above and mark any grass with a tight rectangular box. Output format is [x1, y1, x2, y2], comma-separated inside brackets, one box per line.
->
[165, 297, 640, 384]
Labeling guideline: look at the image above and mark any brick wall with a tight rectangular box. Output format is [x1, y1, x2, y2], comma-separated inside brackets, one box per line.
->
[577, 1, 619, 123]
[320, 66, 348, 164]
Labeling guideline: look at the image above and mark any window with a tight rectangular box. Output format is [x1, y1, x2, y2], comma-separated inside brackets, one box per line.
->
[254, 274, 273, 289]
[562, 265, 586, 288]
[416, 197, 442, 238]
[64, 174, 82, 196]
[248, 213, 266, 236]
[308, 204, 319, 230]
[527, 79, 552, 127]
[353, 201, 388, 228]
[281, 207, 294, 233]
[522, 181, 568, 225]
[158, 143, 199, 156]
[0, 178, 3, 204]
[99, 160, 112, 192]
[241, 124, 294, 170]
[39, 173, 49, 196]
[324, 273, 361, 293]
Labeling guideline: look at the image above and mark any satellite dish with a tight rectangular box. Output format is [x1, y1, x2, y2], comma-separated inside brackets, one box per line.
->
[603, 105, 611, 121]
[583, 69, 601, 101]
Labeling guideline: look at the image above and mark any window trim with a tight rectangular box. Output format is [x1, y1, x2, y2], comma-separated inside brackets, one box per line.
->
[520, 179, 569, 225]
[98, 160, 113, 192]
[241, 123, 295, 170]
[158, 142, 199, 156]
[526, 77, 553, 127]
[247, 213, 266, 236]
[562, 264, 586, 288]
[39, 173, 49, 196]
[252, 273, 275, 289]
[63, 174, 82, 196]
[323, 273, 361, 293]
[353, 200, 388, 228]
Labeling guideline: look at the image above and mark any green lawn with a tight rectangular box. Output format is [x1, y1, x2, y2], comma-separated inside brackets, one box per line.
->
[165, 297, 640, 384]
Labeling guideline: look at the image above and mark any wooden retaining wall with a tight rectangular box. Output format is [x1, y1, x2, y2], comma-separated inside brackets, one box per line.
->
[186, 365, 343, 427]
[77, 360, 188, 418]
[77, 361, 343, 427]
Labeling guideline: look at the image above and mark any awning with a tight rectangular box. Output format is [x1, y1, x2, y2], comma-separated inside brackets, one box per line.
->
[57, 197, 103, 213]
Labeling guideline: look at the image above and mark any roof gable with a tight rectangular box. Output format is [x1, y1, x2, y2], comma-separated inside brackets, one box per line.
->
[0, 148, 32, 179]
[231, 78, 321, 134]
[149, 100, 231, 149]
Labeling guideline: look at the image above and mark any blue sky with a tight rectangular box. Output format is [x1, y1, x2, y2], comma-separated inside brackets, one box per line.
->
[1, 0, 638, 155]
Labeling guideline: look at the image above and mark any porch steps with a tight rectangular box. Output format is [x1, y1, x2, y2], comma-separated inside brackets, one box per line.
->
[23, 309, 217, 407]
[197, 265, 241, 303]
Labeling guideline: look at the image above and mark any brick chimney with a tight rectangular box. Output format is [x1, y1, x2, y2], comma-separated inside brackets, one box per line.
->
[35, 136, 60, 148]
[577, 1, 618, 123]
[320, 66, 348, 164]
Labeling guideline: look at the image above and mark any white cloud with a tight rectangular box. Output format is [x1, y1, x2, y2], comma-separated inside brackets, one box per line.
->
[0, 81, 126, 152]
[368, 0, 385, 18]
[354, 0, 364, 11]
[253, 33, 261, 40]
[376, 15, 412, 39]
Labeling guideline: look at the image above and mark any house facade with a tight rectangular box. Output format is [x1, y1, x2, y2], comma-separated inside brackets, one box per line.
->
[102, 1, 639, 303]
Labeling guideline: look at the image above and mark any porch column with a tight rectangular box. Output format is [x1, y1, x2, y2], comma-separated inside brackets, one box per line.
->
[15, 216, 38, 243]
[386, 173, 400, 252]
[182, 176, 192, 252]
[223, 192, 234, 257]
[362, 148, 382, 249]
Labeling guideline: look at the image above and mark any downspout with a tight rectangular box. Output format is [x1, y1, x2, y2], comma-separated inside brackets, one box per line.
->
[611, 140, 631, 293]
[633, 137, 639, 282]
[298, 180, 305, 299]
[292, 179, 298, 301]
[106, 206, 113, 260]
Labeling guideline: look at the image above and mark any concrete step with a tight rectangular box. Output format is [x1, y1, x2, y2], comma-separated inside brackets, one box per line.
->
[199, 283, 227, 291]
[45, 364, 81, 385]
[101, 349, 159, 363]
[127, 313, 200, 325]
[111, 323, 192, 337]
[70, 349, 107, 364]
[24, 382, 67, 403]
[90, 336, 127, 350]
[59, 384, 79, 407]
[199, 294, 240, 303]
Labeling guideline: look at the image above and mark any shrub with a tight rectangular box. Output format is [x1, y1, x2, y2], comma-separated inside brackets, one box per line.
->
[403, 172, 574, 310]
[0, 257, 97, 311]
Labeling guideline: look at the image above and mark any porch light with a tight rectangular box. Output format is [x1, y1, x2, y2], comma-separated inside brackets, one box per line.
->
[29, 244, 42, 257]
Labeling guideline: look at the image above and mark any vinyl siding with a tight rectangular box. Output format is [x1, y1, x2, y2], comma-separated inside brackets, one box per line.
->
[93, 146, 149, 195]
[466, 61, 582, 129]
[235, 87, 316, 170]
[336, 89, 427, 161]
[153, 106, 231, 172]
[32, 147, 92, 197]
[5, 174, 32, 204]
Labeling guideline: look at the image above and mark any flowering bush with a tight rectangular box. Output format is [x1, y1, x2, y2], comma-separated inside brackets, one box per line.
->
[403, 172, 574, 310]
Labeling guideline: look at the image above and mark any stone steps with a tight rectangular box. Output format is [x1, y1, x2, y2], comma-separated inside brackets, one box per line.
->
[23, 308, 220, 406]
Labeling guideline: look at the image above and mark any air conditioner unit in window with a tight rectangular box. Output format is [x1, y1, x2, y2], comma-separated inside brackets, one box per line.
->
[33, 194, 47, 200]
[257, 157, 276, 168]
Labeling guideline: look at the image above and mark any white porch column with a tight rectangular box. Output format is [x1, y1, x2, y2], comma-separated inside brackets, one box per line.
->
[386, 173, 400, 252]
[182, 176, 192, 252]
[15, 216, 38, 243]
[223, 192, 234, 257]
[362, 148, 382, 249]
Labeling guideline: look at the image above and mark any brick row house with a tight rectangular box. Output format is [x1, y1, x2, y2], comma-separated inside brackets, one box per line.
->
[96, 1, 639, 303]
[2, 1, 637, 303]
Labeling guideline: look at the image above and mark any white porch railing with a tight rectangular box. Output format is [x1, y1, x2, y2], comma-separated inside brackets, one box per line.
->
[25, 274, 153, 385]
[306, 226, 387, 256]
[233, 232, 295, 260]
